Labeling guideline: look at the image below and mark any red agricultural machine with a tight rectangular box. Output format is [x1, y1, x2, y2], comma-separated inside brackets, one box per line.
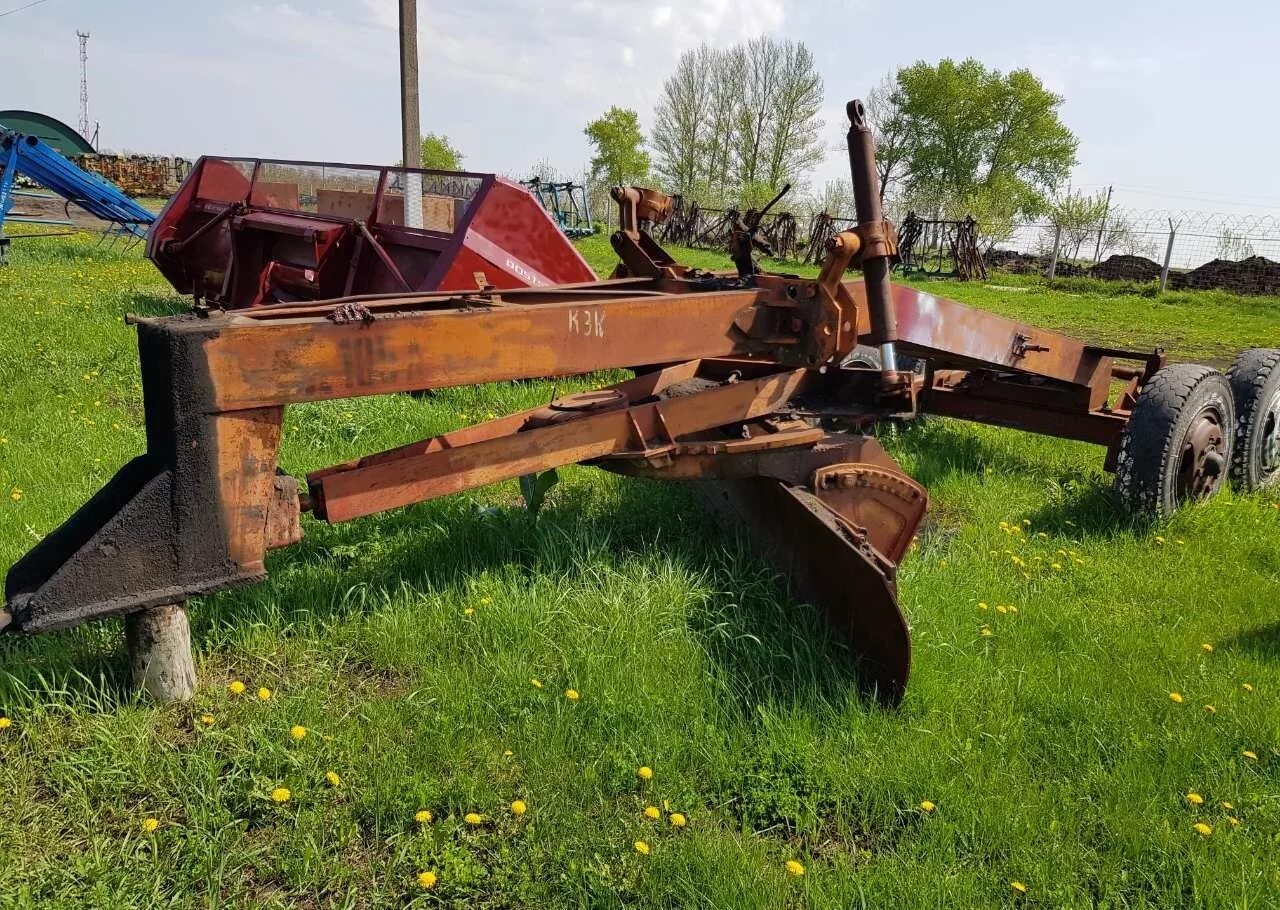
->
[146, 157, 596, 308]
[5, 101, 1278, 705]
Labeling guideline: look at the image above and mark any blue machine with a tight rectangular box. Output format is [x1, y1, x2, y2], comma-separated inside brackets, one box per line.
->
[0, 127, 155, 260]
[520, 177, 595, 238]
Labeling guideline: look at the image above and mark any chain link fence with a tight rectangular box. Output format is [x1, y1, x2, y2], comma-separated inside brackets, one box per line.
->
[987, 209, 1280, 295]
[652, 192, 1280, 297]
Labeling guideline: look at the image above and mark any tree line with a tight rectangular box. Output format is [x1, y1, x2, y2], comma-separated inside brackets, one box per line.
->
[419, 46, 1091, 248]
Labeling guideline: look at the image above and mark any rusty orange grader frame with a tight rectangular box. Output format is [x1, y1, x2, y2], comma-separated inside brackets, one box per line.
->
[6, 101, 1276, 705]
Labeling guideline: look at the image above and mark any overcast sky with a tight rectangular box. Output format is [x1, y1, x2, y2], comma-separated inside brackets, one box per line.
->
[4, 0, 1278, 215]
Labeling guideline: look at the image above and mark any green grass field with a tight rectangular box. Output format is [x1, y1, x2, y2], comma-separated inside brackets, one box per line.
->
[1, 231, 1279, 909]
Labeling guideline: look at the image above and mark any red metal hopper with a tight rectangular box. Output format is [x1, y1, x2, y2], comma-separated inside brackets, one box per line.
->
[146, 157, 597, 308]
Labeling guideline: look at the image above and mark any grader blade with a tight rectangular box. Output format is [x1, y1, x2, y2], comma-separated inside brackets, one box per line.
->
[600, 435, 926, 704]
[704, 478, 913, 706]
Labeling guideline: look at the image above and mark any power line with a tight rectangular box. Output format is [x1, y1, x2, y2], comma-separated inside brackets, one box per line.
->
[0, 0, 55, 19]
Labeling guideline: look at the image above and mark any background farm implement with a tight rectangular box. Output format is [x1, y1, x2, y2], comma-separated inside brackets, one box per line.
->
[147, 158, 597, 309]
[5, 100, 1278, 710]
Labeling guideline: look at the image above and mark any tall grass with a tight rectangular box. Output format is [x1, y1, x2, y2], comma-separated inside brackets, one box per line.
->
[0, 232, 1277, 908]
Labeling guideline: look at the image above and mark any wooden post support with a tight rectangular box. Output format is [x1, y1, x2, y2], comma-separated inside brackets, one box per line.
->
[125, 604, 197, 702]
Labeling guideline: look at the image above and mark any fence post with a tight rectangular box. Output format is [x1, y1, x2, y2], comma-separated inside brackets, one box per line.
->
[1047, 225, 1062, 280]
[1159, 218, 1177, 293]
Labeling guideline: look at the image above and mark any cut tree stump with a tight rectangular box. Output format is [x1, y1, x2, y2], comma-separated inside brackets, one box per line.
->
[125, 603, 197, 702]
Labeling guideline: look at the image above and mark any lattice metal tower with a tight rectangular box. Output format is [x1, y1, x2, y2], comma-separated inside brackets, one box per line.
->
[76, 30, 90, 141]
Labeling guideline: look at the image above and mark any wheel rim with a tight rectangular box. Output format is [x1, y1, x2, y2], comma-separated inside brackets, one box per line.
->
[1176, 405, 1228, 500]
[1259, 391, 1280, 482]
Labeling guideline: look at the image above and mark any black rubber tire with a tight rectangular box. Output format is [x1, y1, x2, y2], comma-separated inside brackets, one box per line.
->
[1227, 348, 1280, 492]
[1114, 363, 1235, 519]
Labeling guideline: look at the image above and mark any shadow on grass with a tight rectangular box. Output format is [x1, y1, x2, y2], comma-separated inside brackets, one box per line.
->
[0, 471, 864, 715]
[4, 417, 1149, 711]
[1222, 619, 1280, 663]
[893, 417, 1142, 540]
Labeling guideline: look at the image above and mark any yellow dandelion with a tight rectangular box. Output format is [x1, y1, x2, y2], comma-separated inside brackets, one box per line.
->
[141, 817, 159, 834]
[464, 812, 484, 826]
[270, 787, 291, 804]
[1201, 643, 1214, 653]
[637, 766, 654, 780]
[919, 800, 936, 813]
[1242, 750, 1258, 761]
[1009, 605, 1019, 614]
[1011, 881, 1028, 894]
[9, 489, 21, 502]
[1021, 519, 1030, 526]
[1051, 562, 1063, 571]
[1169, 692, 1184, 704]
[1155, 535, 1166, 545]
[480, 596, 492, 605]
[0, 717, 12, 730]
[325, 771, 342, 788]
[981, 627, 994, 637]
[1204, 704, 1216, 714]
[634, 840, 651, 855]
[463, 607, 475, 616]
[1242, 683, 1254, 693]
[1220, 801, 1234, 810]
[510, 800, 527, 816]
[1186, 791, 1204, 805]
[644, 806, 660, 820]
[669, 812, 687, 828]
[503, 750, 514, 758]
[257, 687, 272, 701]
[564, 688, 580, 702]
[530, 678, 543, 689]
[996, 604, 1008, 614]
[784, 859, 805, 877]
[1193, 822, 1213, 836]
[414, 809, 433, 824]
[289, 725, 307, 741]
[978, 601, 989, 611]
[227, 680, 246, 695]
[199, 714, 215, 726]
[1036, 531, 1048, 540]
[417, 870, 438, 890]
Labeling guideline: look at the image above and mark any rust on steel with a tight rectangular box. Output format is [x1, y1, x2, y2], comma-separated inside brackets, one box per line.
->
[3, 97, 1166, 707]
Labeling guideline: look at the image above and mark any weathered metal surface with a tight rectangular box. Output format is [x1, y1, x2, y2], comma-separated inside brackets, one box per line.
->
[701, 478, 911, 705]
[146, 157, 596, 309]
[2, 96, 1190, 707]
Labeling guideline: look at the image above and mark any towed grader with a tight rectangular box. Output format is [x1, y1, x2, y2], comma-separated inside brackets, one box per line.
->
[5, 101, 1279, 705]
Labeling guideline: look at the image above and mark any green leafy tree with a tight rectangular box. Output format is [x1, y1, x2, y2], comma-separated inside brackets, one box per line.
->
[886, 59, 1077, 222]
[584, 107, 650, 189]
[1048, 189, 1109, 259]
[653, 39, 823, 207]
[420, 133, 464, 171]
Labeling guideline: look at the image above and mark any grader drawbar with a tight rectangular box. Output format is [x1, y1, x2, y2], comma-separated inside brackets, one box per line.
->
[6, 101, 1277, 706]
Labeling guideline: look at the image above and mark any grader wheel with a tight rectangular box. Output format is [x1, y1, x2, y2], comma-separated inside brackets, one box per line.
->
[1115, 364, 1234, 519]
[1226, 348, 1280, 491]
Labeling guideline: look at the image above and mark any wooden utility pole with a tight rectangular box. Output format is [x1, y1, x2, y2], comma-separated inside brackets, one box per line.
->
[398, 0, 423, 227]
